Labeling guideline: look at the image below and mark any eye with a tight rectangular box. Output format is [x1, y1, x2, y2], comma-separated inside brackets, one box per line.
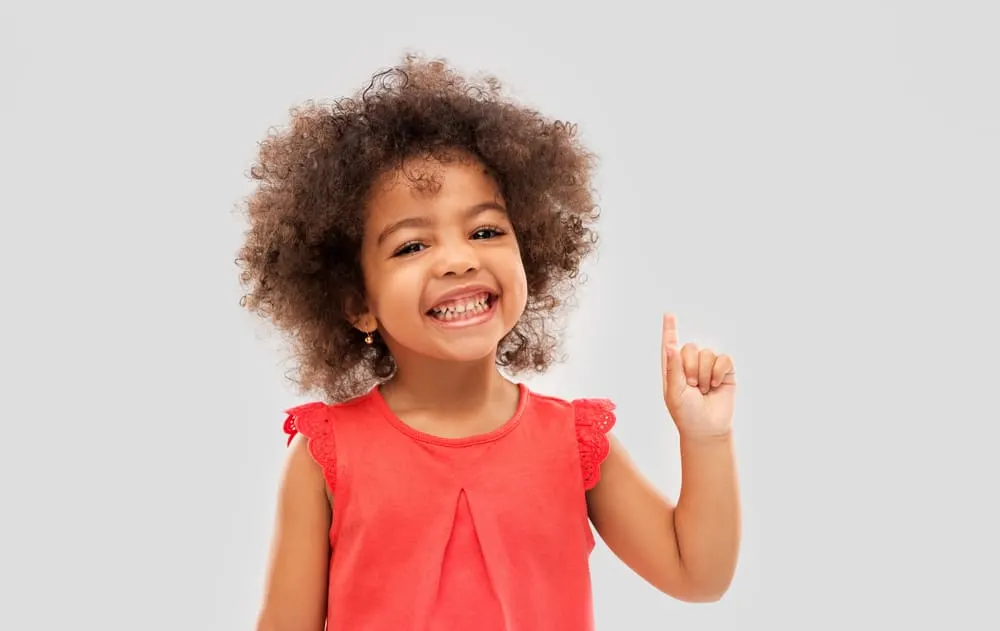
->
[471, 225, 505, 240]
[392, 241, 425, 257]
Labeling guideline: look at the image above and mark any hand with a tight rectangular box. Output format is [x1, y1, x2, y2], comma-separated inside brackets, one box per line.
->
[660, 313, 736, 438]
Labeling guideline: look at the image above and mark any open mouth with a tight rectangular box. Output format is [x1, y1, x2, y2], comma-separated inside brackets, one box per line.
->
[426, 291, 497, 323]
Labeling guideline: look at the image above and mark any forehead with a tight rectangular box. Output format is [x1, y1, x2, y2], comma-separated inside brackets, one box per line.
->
[365, 154, 504, 224]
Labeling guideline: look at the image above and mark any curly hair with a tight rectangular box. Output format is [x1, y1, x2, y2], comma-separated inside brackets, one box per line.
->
[236, 54, 601, 402]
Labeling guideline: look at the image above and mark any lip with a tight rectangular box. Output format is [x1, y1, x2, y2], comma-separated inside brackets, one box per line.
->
[426, 284, 499, 311]
[427, 297, 499, 329]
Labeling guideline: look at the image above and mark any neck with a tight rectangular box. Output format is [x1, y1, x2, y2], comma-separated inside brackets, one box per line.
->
[382, 353, 512, 413]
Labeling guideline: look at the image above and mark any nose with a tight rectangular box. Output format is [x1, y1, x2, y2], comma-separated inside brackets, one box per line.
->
[434, 238, 479, 277]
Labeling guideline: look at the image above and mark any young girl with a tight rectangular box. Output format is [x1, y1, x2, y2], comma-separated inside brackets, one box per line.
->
[238, 55, 741, 631]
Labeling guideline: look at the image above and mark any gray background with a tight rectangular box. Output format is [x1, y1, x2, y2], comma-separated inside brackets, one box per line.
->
[3, 0, 998, 629]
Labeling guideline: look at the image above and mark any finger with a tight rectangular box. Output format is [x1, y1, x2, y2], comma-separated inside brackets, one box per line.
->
[681, 343, 700, 387]
[662, 314, 686, 397]
[711, 354, 736, 387]
[698, 348, 715, 394]
[662, 313, 679, 348]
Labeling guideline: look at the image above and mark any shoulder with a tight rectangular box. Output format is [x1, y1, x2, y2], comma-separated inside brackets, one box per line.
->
[280, 390, 376, 492]
[526, 389, 615, 417]
[282, 391, 375, 441]
[525, 388, 618, 490]
[525, 389, 616, 428]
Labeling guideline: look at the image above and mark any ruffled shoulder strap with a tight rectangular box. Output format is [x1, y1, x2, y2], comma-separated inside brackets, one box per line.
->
[283, 401, 337, 492]
[572, 398, 617, 491]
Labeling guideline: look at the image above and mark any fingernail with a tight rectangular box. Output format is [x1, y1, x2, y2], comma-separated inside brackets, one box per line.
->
[687, 377, 698, 386]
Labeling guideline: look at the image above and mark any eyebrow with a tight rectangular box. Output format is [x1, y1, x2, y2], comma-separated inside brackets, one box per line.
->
[375, 201, 507, 246]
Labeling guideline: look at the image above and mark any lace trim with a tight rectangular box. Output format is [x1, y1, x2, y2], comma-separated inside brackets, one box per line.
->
[283, 402, 337, 492]
[573, 398, 616, 491]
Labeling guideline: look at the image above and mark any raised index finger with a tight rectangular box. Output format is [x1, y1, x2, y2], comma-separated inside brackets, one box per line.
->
[662, 313, 679, 349]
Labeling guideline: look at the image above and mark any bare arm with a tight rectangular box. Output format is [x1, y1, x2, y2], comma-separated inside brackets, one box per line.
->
[587, 314, 741, 602]
[672, 432, 740, 596]
[256, 437, 332, 631]
[586, 432, 740, 602]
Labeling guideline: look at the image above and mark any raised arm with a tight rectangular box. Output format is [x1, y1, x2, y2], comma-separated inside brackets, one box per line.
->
[586, 313, 741, 602]
[256, 437, 332, 631]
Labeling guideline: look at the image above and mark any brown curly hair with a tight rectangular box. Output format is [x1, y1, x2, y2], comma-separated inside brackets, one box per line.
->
[236, 54, 601, 402]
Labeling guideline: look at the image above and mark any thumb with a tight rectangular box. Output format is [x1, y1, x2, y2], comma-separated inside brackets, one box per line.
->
[661, 313, 686, 401]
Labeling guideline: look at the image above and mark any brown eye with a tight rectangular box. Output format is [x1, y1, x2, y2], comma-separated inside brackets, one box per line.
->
[393, 242, 425, 257]
[471, 226, 504, 240]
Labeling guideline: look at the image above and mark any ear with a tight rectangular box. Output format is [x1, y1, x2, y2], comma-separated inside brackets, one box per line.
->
[344, 293, 377, 333]
[352, 312, 377, 335]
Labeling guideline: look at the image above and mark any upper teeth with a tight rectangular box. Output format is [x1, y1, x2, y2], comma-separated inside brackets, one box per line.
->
[431, 293, 490, 315]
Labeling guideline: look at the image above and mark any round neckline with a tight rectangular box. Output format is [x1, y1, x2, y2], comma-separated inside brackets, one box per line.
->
[368, 382, 530, 447]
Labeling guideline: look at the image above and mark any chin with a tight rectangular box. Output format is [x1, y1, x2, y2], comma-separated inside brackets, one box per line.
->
[427, 337, 503, 364]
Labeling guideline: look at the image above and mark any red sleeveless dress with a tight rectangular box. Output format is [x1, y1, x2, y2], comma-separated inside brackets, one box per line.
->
[282, 383, 616, 631]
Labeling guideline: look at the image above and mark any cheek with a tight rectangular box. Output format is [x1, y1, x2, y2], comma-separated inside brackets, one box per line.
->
[500, 251, 530, 312]
[366, 263, 426, 320]
[513, 272, 529, 313]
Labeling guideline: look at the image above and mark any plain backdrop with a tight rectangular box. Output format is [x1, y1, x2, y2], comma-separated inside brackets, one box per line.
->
[3, 1, 998, 629]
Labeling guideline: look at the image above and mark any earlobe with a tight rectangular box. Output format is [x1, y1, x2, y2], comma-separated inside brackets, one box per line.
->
[344, 293, 374, 330]
[349, 312, 374, 330]
[352, 312, 378, 343]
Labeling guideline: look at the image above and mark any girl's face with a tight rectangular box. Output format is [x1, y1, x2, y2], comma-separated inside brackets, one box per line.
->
[357, 154, 529, 366]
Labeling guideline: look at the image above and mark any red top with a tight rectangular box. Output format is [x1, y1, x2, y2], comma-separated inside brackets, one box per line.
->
[283, 383, 616, 631]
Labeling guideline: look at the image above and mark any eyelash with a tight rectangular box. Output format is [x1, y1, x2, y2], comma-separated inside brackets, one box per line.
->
[391, 225, 507, 257]
[472, 224, 505, 240]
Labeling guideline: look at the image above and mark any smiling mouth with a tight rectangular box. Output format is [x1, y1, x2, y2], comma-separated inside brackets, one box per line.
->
[426, 292, 497, 322]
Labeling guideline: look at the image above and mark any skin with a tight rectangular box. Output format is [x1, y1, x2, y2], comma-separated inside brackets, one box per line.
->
[256, 153, 741, 630]
[352, 153, 528, 437]
[585, 314, 741, 602]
